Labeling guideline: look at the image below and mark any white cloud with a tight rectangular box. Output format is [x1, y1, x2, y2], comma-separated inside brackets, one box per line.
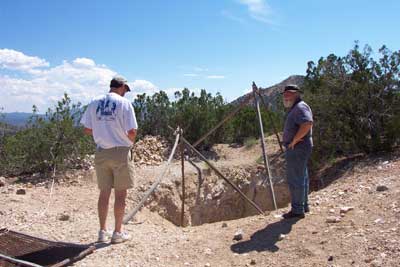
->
[0, 48, 49, 72]
[207, 75, 225, 79]
[131, 80, 158, 94]
[183, 73, 199, 77]
[73, 57, 96, 67]
[237, 0, 274, 24]
[0, 49, 157, 112]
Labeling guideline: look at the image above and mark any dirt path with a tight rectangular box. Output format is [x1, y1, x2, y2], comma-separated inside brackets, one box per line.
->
[1, 147, 399, 267]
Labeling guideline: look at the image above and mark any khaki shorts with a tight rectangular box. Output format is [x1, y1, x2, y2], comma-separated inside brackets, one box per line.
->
[94, 146, 134, 190]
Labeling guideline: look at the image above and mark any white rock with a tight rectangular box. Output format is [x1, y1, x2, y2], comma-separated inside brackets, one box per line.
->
[374, 218, 384, 224]
[204, 248, 212, 255]
[340, 207, 354, 213]
[326, 216, 341, 223]
[371, 259, 382, 267]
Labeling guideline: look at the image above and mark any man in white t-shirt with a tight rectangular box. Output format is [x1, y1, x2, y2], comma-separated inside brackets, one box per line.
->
[80, 76, 137, 244]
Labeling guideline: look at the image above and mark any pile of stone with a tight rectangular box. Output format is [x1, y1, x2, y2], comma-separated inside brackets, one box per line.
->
[228, 167, 253, 185]
[132, 135, 170, 166]
[63, 154, 94, 171]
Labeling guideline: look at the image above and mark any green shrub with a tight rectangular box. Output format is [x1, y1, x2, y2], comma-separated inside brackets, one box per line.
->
[0, 94, 95, 176]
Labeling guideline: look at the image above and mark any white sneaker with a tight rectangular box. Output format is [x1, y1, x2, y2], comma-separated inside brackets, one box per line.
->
[111, 231, 130, 244]
[98, 230, 111, 243]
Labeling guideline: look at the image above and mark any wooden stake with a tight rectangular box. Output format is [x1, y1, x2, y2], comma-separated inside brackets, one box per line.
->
[252, 82, 278, 210]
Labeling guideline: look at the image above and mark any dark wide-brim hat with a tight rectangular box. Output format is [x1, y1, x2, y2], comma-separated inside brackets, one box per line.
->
[283, 84, 302, 93]
[110, 76, 131, 92]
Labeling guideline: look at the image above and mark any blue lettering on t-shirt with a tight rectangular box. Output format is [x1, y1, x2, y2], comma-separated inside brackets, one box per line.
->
[96, 99, 117, 121]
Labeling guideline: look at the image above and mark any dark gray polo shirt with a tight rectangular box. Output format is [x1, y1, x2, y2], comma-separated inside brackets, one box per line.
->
[282, 100, 313, 148]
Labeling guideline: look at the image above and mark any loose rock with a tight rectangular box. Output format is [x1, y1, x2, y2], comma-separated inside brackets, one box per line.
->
[340, 207, 354, 214]
[58, 214, 70, 221]
[233, 229, 244, 241]
[16, 189, 26, 195]
[376, 185, 389, 192]
[326, 216, 341, 223]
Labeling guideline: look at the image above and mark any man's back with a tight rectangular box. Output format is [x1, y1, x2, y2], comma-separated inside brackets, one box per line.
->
[81, 92, 137, 149]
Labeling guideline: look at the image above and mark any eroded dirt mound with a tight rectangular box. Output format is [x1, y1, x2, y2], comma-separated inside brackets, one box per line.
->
[143, 164, 290, 226]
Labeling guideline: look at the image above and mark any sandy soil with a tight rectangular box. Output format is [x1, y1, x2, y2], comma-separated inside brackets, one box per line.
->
[1, 142, 399, 267]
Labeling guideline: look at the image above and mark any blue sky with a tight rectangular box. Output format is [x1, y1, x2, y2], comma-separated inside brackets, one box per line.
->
[1, 0, 399, 112]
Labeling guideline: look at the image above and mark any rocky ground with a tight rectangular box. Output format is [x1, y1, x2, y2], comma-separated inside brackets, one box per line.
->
[0, 138, 399, 267]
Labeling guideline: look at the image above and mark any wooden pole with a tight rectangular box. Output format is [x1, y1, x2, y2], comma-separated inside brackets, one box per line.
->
[180, 134, 186, 227]
[252, 82, 278, 210]
[256, 90, 284, 154]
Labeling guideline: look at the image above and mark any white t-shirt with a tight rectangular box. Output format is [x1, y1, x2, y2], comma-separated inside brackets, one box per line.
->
[80, 92, 138, 149]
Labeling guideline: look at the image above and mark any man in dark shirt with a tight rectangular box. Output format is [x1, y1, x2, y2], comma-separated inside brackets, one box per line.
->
[282, 85, 313, 219]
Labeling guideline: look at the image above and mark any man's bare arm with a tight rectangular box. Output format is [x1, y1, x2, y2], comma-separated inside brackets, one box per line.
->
[83, 127, 93, 136]
[127, 129, 137, 143]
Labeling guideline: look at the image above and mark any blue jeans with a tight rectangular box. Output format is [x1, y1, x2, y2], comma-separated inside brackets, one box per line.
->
[285, 145, 312, 214]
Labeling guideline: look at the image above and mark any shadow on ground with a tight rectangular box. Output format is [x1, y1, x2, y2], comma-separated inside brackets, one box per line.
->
[231, 218, 300, 253]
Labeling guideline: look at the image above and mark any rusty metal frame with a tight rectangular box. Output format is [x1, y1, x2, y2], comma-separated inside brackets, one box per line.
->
[0, 229, 95, 267]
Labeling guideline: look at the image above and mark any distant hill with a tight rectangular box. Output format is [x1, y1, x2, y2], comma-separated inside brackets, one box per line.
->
[231, 75, 305, 110]
[1, 112, 37, 126]
[0, 122, 21, 136]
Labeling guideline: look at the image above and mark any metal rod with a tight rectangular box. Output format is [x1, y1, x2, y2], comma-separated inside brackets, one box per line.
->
[187, 158, 203, 205]
[123, 130, 181, 224]
[252, 82, 278, 210]
[51, 246, 96, 267]
[192, 93, 254, 148]
[256, 90, 284, 154]
[180, 136, 185, 227]
[181, 136, 264, 215]
[0, 253, 44, 267]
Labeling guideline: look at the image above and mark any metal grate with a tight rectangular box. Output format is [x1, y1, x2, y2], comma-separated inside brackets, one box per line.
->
[0, 228, 95, 267]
